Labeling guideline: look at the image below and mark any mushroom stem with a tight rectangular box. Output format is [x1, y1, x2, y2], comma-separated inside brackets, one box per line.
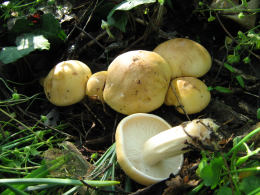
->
[142, 118, 219, 166]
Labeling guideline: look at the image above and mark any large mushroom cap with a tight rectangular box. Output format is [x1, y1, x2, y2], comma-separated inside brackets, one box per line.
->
[44, 60, 92, 106]
[86, 71, 107, 101]
[103, 50, 171, 115]
[153, 38, 212, 78]
[116, 113, 183, 186]
[165, 77, 211, 114]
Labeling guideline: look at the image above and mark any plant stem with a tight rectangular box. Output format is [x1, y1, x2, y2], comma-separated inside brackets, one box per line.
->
[226, 127, 260, 157]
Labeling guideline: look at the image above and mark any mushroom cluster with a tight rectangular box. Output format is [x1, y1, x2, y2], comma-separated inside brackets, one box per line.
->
[153, 38, 212, 115]
[42, 38, 212, 115]
[86, 38, 212, 115]
[41, 39, 217, 186]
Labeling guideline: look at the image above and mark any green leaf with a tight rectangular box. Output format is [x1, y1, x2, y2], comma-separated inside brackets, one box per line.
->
[199, 156, 224, 188]
[114, 0, 156, 11]
[107, 0, 156, 31]
[227, 54, 240, 64]
[214, 86, 233, 93]
[235, 75, 245, 88]
[107, 12, 128, 32]
[0, 34, 50, 64]
[239, 175, 260, 194]
[257, 108, 260, 120]
[224, 63, 235, 73]
[158, 0, 165, 5]
[216, 186, 232, 195]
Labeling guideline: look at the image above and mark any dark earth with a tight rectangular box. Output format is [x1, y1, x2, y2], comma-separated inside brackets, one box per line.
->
[0, 0, 259, 194]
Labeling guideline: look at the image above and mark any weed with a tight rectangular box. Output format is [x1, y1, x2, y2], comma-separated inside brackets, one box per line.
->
[191, 126, 260, 194]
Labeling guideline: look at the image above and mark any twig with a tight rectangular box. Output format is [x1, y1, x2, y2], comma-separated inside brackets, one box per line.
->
[216, 13, 260, 60]
[75, 25, 106, 49]
[15, 106, 74, 138]
[169, 82, 191, 121]
[82, 102, 106, 130]
[214, 59, 258, 82]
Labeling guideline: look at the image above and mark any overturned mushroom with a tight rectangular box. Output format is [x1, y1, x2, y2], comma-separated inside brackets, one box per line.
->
[103, 50, 171, 115]
[116, 113, 219, 186]
[43, 60, 92, 106]
[165, 77, 211, 114]
[153, 38, 212, 78]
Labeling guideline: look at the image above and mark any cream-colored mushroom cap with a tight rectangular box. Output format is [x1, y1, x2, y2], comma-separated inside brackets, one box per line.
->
[153, 38, 212, 78]
[103, 50, 171, 115]
[116, 113, 184, 186]
[44, 60, 92, 106]
[165, 77, 211, 114]
[86, 71, 107, 101]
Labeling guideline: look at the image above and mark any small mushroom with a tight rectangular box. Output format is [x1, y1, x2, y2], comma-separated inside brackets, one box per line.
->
[43, 60, 92, 106]
[153, 38, 212, 78]
[165, 77, 211, 114]
[103, 50, 171, 115]
[116, 113, 219, 186]
[86, 71, 107, 101]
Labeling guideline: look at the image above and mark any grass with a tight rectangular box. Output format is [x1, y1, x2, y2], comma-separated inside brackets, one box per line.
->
[0, 77, 120, 194]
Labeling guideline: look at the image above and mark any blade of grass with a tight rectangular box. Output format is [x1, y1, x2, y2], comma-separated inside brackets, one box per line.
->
[1, 183, 29, 195]
[0, 178, 120, 187]
[1, 155, 67, 195]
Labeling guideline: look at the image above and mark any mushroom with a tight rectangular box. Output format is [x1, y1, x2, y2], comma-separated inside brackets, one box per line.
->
[165, 77, 211, 114]
[103, 50, 171, 115]
[116, 113, 219, 186]
[86, 71, 107, 101]
[153, 38, 212, 78]
[43, 60, 92, 106]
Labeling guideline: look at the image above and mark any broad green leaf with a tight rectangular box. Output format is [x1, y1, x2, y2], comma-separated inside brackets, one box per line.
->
[107, 12, 128, 32]
[115, 0, 156, 11]
[216, 186, 232, 195]
[199, 156, 224, 188]
[0, 34, 50, 64]
[239, 175, 260, 194]
[16, 34, 50, 50]
[107, 0, 156, 32]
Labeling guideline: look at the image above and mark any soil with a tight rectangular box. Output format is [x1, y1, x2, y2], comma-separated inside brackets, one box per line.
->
[0, 0, 259, 194]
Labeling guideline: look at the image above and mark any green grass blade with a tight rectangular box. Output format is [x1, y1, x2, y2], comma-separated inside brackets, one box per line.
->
[0, 178, 120, 187]
[1, 183, 29, 195]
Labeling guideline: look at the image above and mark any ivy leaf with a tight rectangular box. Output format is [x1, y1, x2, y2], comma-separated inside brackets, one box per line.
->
[0, 33, 50, 64]
[239, 175, 260, 194]
[114, 0, 156, 11]
[198, 156, 224, 188]
[107, 0, 156, 32]
[216, 186, 232, 195]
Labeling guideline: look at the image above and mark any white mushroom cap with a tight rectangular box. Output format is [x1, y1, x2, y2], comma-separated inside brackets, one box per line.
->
[165, 77, 211, 114]
[44, 60, 92, 106]
[153, 38, 212, 78]
[116, 113, 184, 186]
[86, 71, 107, 101]
[103, 50, 171, 115]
